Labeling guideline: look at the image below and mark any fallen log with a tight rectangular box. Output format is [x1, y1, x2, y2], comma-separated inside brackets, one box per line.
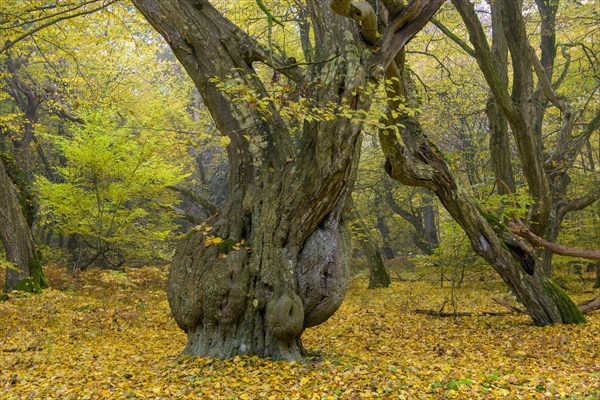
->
[415, 309, 512, 317]
[579, 297, 600, 314]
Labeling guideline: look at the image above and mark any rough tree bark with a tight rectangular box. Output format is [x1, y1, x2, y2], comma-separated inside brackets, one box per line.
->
[1, 155, 48, 294]
[132, 0, 437, 360]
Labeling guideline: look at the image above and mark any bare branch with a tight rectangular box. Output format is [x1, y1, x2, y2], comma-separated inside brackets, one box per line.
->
[430, 18, 475, 57]
[4, 0, 104, 29]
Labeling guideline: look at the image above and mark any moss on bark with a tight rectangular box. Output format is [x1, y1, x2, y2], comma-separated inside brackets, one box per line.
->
[543, 280, 585, 324]
[12, 257, 48, 294]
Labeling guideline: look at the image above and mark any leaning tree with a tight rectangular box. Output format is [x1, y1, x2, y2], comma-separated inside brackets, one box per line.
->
[334, 0, 598, 326]
[131, 0, 440, 360]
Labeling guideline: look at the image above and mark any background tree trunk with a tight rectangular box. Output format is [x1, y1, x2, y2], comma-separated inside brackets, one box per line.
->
[486, 0, 515, 195]
[375, 211, 396, 259]
[1, 156, 47, 294]
[422, 191, 439, 248]
[350, 207, 391, 289]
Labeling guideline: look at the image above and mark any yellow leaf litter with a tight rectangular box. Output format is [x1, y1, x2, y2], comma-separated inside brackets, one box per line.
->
[1, 265, 598, 399]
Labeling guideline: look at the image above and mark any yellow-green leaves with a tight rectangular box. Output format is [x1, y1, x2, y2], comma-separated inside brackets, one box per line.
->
[36, 110, 187, 264]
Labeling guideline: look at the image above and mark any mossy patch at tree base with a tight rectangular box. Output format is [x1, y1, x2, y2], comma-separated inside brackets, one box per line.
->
[543, 279, 586, 324]
[9, 258, 49, 294]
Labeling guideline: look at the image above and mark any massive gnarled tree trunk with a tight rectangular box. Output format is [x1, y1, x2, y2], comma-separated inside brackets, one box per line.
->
[132, 0, 436, 360]
[1, 155, 47, 294]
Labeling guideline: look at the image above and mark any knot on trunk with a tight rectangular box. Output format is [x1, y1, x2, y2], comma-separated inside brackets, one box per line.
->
[266, 290, 304, 341]
[168, 231, 249, 332]
[298, 223, 351, 328]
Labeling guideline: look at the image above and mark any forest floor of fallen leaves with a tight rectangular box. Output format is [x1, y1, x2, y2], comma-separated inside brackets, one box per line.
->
[1, 262, 599, 399]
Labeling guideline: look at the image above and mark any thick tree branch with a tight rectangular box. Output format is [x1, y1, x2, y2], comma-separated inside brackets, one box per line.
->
[561, 184, 600, 216]
[379, 0, 446, 68]
[167, 185, 219, 216]
[508, 221, 600, 260]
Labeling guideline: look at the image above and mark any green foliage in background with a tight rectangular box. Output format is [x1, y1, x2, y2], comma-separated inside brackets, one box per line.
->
[36, 111, 187, 267]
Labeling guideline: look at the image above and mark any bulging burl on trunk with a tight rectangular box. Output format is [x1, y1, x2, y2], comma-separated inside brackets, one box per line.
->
[297, 219, 351, 328]
[166, 212, 351, 360]
[266, 290, 304, 341]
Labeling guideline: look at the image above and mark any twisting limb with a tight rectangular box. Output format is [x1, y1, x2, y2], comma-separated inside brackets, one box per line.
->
[330, 0, 378, 45]
[507, 221, 600, 261]
[379, 0, 446, 68]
